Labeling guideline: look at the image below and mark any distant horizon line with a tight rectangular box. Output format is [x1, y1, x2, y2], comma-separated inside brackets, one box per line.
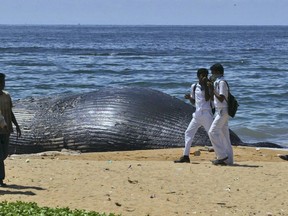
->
[0, 24, 287, 27]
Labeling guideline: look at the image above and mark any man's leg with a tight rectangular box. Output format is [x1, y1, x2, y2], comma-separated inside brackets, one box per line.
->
[0, 136, 6, 181]
[183, 118, 201, 156]
[175, 118, 200, 163]
[0, 135, 10, 185]
[200, 111, 214, 135]
[208, 109, 229, 160]
[223, 123, 233, 165]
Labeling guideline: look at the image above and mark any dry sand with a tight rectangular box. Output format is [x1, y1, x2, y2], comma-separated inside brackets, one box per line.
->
[1, 146, 288, 216]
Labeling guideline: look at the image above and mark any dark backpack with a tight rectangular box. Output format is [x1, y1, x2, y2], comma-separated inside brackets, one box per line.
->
[222, 81, 239, 118]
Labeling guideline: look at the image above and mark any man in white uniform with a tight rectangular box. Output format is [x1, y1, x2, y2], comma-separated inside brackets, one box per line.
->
[174, 68, 213, 163]
[208, 63, 234, 165]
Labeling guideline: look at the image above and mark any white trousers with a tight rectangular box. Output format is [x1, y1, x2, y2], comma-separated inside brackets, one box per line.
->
[208, 108, 234, 165]
[184, 110, 213, 156]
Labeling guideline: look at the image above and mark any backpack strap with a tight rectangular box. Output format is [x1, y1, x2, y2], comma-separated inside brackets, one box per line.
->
[218, 80, 230, 102]
[192, 83, 197, 99]
[218, 80, 230, 91]
[223, 80, 230, 91]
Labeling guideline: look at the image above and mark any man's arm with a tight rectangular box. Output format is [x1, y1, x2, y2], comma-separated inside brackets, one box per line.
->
[184, 93, 195, 105]
[214, 94, 225, 102]
[11, 111, 21, 138]
[215, 81, 228, 103]
[203, 80, 211, 101]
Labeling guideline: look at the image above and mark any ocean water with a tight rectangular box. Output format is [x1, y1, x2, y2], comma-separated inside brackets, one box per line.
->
[0, 25, 287, 147]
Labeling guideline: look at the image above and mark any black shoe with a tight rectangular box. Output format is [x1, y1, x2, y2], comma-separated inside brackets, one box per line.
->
[211, 157, 228, 166]
[174, 156, 190, 163]
[0, 180, 7, 187]
[279, 155, 288, 161]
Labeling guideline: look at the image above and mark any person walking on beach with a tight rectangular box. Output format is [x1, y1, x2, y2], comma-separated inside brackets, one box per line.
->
[0, 73, 21, 187]
[208, 63, 233, 166]
[174, 68, 214, 163]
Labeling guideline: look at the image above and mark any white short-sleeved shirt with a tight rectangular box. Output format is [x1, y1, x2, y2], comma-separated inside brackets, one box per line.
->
[191, 83, 212, 113]
[213, 76, 228, 108]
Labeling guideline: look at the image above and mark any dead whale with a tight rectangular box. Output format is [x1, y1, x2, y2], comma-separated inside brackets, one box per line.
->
[9, 87, 283, 154]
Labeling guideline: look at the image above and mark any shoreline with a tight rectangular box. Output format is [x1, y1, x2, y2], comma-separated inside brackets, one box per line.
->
[10, 145, 288, 162]
[1, 146, 288, 216]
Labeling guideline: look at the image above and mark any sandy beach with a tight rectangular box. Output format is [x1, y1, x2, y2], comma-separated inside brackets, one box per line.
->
[1, 146, 288, 216]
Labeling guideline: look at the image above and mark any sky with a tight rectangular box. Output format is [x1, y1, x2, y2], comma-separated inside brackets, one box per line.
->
[0, 0, 287, 25]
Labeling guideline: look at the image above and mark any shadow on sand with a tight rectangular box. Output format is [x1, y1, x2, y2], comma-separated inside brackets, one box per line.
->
[0, 184, 45, 196]
[231, 163, 262, 168]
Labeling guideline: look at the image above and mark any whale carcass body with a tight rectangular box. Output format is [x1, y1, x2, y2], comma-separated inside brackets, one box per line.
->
[9, 87, 282, 154]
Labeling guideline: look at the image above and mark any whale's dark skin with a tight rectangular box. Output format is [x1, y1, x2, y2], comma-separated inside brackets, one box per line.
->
[8, 87, 283, 154]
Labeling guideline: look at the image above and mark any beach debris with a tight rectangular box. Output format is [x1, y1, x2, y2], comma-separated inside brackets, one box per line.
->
[208, 148, 215, 152]
[125, 207, 136, 212]
[104, 193, 111, 201]
[150, 194, 156, 198]
[216, 202, 226, 206]
[115, 202, 122, 207]
[60, 148, 81, 155]
[199, 146, 213, 151]
[224, 186, 231, 192]
[205, 146, 215, 152]
[199, 146, 214, 152]
[193, 150, 201, 156]
[11, 149, 81, 158]
[128, 177, 138, 184]
[166, 191, 176, 194]
[25, 159, 30, 163]
[128, 164, 132, 169]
